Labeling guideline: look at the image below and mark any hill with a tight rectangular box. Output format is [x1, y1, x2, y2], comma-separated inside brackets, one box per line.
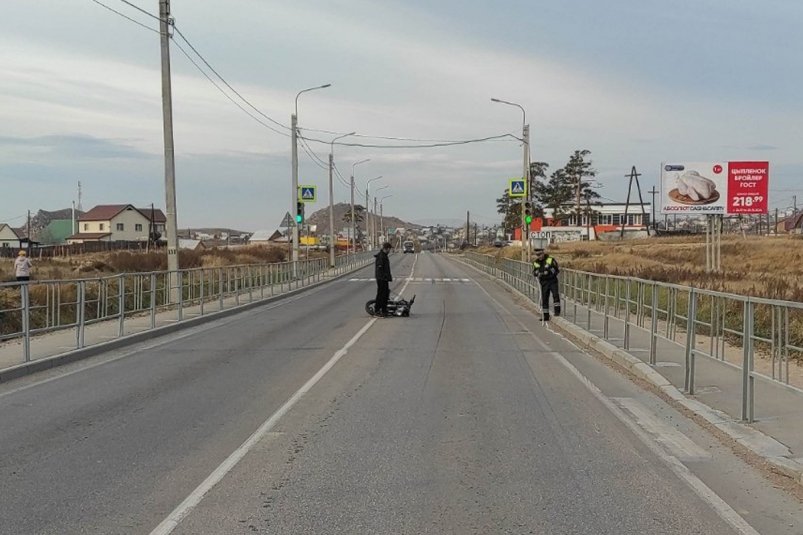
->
[306, 202, 421, 235]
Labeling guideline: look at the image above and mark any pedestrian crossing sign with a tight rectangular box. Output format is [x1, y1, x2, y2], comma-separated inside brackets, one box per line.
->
[298, 185, 317, 202]
[509, 179, 526, 198]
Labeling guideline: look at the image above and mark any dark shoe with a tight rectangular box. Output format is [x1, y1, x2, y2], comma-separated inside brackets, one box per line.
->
[543, 312, 550, 322]
[554, 305, 561, 317]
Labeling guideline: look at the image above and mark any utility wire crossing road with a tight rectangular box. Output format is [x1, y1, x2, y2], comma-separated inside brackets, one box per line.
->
[1, 252, 801, 534]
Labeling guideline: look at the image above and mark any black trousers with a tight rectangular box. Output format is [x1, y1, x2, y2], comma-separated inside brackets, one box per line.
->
[376, 280, 390, 314]
[540, 279, 560, 312]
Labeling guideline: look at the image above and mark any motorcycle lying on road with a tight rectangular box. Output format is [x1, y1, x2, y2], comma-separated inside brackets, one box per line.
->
[365, 295, 416, 317]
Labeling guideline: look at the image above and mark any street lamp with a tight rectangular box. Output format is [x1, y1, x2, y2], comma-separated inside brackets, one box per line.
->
[491, 97, 529, 262]
[292, 83, 331, 266]
[351, 158, 370, 255]
[373, 184, 389, 248]
[365, 176, 383, 250]
[379, 194, 393, 244]
[329, 131, 355, 267]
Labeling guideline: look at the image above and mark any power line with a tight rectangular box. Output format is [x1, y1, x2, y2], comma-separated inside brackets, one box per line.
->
[171, 26, 291, 132]
[301, 132, 519, 149]
[116, 0, 165, 22]
[90, 0, 159, 33]
[96, 1, 528, 153]
[172, 39, 290, 137]
[300, 127, 511, 144]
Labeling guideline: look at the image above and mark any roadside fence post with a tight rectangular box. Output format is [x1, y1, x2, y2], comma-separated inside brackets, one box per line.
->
[21, 283, 31, 362]
[684, 288, 697, 394]
[649, 283, 658, 365]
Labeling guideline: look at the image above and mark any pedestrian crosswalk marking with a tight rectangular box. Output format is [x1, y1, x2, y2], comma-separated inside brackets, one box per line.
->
[347, 278, 471, 283]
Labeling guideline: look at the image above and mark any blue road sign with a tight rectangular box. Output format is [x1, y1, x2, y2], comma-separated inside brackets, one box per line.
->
[509, 179, 526, 198]
[298, 185, 317, 202]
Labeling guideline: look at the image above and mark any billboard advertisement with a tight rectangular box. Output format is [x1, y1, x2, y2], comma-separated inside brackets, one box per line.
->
[661, 161, 769, 215]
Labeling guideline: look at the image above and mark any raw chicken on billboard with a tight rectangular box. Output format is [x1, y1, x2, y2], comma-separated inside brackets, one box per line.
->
[661, 162, 727, 214]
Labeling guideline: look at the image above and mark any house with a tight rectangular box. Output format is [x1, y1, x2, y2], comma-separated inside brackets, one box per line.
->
[513, 202, 653, 241]
[67, 204, 167, 243]
[178, 238, 206, 251]
[0, 223, 24, 249]
[249, 229, 282, 243]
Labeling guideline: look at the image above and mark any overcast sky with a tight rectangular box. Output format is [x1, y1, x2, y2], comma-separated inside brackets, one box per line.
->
[1, 0, 801, 231]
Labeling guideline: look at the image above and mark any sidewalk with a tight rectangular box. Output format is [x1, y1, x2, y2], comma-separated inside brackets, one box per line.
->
[0, 264, 368, 379]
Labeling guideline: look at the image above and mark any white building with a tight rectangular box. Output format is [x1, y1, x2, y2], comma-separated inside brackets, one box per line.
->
[67, 204, 167, 243]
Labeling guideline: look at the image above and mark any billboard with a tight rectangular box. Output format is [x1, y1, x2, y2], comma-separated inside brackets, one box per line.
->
[661, 161, 769, 215]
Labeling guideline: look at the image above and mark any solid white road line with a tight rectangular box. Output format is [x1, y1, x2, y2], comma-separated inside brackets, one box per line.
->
[149, 318, 377, 535]
[150, 253, 418, 534]
[470, 280, 760, 535]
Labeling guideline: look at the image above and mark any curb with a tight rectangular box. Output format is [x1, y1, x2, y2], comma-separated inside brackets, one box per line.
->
[0, 262, 372, 384]
[553, 317, 803, 486]
[453, 256, 803, 488]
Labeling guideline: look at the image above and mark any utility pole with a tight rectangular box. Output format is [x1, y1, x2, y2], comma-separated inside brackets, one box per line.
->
[27, 210, 31, 245]
[620, 167, 649, 239]
[648, 186, 658, 232]
[364, 187, 370, 249]
[328, 132, 354, 267]
[350, 175, 355, 255]
[159, 0, 179, 299]
[291, 111, 299, 265]
[522, 124, 530, 262]
[466, 210, 470, 247]
[373, 196, 378, 247]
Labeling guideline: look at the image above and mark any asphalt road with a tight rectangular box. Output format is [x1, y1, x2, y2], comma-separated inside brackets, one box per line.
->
[1, 252, 801, 534]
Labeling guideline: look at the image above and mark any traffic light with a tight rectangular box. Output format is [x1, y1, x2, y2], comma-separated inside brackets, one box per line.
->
[295, 201, 305, 224]
[523, 202, 533, 225]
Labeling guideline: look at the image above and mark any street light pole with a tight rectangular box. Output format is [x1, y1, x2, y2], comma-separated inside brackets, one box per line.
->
[351, 158, 370, 255]
[365, 176, 383, 250]
[329, 131, 355, 267]
[380, 194, 393, 244]
[373, 184, 389, 247]
[491, 97, 529, 262]
[292, 83, 331, 266]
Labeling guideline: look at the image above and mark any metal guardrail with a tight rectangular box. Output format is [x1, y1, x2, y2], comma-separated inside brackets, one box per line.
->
[463, 252, 803, 422]
[0, 252, 374, 367]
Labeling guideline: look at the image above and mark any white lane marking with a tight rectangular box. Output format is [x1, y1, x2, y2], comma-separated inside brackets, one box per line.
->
[149, 318, 378, 535]
[467, 277, 760, 535]
[612, 397, 711, 462]
[150, 253, 418, 533]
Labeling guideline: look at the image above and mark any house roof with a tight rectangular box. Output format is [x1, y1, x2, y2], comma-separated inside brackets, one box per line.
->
[784, 212, 803, 231]
[66, 232, 113, 240]
[0, 223, 24, 239]
[79, 204, 166, 222]
[137, 208, 167, 223]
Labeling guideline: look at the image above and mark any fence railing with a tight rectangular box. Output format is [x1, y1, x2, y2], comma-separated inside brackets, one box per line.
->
[0, 252, 374, 367]
[463, 252, 803, 422]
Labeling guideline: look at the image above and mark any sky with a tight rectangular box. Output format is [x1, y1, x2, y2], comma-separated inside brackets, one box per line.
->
[1, 0, 802, 231]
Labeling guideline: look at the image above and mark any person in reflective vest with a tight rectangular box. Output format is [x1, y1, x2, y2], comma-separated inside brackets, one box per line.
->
[532, 248, 560, 321]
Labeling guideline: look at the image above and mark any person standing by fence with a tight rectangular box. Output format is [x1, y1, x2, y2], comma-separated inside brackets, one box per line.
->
[532, 248, 560, 321]
[14, 250, 32, 282]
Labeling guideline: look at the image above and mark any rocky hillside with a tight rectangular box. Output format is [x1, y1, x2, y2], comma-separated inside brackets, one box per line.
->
[306, 202, 420, 235]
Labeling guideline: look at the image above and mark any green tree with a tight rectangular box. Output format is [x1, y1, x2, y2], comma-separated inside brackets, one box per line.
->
[564, 149, 600, 219]
[496, 189, 521, 233]
[534, 150, 600, 225]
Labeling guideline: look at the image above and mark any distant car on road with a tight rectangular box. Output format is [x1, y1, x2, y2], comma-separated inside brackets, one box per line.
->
[403, 240, 415, 253]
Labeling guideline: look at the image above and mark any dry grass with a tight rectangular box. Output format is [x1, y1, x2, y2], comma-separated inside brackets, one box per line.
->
[479, 235, 803, 302]
[0, 245, 294, 283]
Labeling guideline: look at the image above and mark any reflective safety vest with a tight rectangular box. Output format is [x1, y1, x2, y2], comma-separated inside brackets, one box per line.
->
[533, 256, 558, 280]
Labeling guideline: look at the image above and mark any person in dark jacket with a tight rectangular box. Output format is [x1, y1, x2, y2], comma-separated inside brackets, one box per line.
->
[374, 242, 393, 317]
[532, 248, 560, 321]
